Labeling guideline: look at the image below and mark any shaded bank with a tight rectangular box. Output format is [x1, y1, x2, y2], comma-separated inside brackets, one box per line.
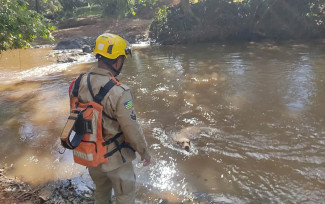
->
[150, 0, 325, 44]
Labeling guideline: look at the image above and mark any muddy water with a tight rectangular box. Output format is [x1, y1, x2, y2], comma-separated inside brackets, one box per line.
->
[0, 41, 325, 203]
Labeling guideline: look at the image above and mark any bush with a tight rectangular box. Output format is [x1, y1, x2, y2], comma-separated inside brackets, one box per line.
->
[0, 0, 54, 52]
[150, 0, 325, 44]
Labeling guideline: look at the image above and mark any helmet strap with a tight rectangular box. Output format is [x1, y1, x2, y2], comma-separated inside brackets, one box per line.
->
[116, 62, 124, 76]
[107, 63, 118, 76]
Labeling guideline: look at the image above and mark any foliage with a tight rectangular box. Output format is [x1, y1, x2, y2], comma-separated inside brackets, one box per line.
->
[150, 5, 169, 37]
[89, 0, 126, 17]
[128, 0, 157, 16]
[26, 0, 62, 16]
[134, 0, 157, 8]
[150, 0, 325, 44]
[23, 0, 160, 20]
[89, 0, 158, 18]
[235, 0, 325, 39]
[0, 0, 55, 52]
[155, 5, 169, 22]
[75, 4, 102, 17]
[58, 0, 88, 11]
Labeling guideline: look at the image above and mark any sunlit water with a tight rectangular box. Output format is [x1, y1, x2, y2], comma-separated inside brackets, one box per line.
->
[0, 41, 324, 203]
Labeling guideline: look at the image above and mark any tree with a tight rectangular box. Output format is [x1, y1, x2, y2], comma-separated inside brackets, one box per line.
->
[91, 0, 129, 17]
[26, 0, 62, 16]
[35, 0, 40, 13]
[0, 0, 54, 52]
[58, 0, 88, 12]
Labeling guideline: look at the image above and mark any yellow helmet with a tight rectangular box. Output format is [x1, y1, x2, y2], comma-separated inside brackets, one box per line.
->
[93, 33, 132, 59]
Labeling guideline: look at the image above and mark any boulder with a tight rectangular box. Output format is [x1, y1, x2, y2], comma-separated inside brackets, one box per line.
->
[55, 37, 96, 50]
[82, 45, 92, 53]
[55, 38, 82, 50]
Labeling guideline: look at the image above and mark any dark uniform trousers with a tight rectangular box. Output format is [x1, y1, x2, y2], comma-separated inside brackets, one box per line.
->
[89, 162, 136, 204]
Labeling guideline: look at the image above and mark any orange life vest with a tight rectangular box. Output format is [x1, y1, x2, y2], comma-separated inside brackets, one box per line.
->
[60, 73, 125, 167]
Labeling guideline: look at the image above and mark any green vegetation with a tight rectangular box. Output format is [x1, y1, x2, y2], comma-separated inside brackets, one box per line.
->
[0, 0, 323, 51]
[0, 0, 157, 52]
[150, 0, 325, 44]
[26, 0, 62, 17]
[0, 0, 55, 52]
[90, 0, 157, 18]
[74, 5, 102, 18]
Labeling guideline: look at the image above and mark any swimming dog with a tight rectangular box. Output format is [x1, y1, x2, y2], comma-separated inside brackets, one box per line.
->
[172, 126, 215, 152]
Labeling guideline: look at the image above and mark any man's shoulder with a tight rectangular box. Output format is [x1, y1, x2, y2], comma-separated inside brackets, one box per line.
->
[111, 83, 130, 97]
[108, 83, 131, 103]
[118, 83, 130, 91]
[107, 81, 130, 94]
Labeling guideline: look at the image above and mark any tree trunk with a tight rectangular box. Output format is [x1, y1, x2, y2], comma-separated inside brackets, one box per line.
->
[35, 0, 40, 13]
[180, 0, 193, 16]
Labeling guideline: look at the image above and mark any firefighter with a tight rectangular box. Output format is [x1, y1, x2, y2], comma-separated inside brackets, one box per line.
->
[69, 33, 151, 204]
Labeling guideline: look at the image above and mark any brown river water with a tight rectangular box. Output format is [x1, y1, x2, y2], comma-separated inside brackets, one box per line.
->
[0, 41, 324, 203]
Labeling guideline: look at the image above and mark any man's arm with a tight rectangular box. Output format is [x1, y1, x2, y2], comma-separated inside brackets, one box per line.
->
[115, 90, 151, 166]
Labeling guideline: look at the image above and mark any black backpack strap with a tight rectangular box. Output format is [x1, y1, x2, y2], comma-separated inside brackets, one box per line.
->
[72, 73, 85, 97]
[103, 111, 117, 121]
[87, 73, 119, 121]
[101, 132, 135, 162]
[102, 132, 123, 146]
[87, 73, 116, 104]
[94, 80, 116, 104]
[103, 141, 136, 162]
[87, 73, 96, 99]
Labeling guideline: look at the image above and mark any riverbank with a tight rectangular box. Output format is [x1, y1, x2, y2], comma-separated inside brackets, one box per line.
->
[52, 17, 153, 45]
[0, 168, 94, 204]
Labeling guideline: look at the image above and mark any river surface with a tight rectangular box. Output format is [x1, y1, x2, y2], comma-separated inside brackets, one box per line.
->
[0, 41, 324, 203]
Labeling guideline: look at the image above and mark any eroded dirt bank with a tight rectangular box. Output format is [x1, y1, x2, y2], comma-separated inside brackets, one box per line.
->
[52, 18, 153, 44]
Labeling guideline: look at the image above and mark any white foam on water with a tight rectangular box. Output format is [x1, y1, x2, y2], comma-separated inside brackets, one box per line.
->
[0, 53, 95, 84]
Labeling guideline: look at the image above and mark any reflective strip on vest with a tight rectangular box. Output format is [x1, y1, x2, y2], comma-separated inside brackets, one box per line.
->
[89, 109, 99, 142]
[73, 150, 94, 161]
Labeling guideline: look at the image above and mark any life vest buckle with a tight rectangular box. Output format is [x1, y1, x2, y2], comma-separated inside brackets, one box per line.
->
[109, 77, 122, 86]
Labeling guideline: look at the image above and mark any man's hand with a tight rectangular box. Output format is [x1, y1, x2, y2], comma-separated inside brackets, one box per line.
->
[143, 158, 150, 166]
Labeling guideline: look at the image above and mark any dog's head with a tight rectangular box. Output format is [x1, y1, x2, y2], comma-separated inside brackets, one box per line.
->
[176, 137, 191, 152]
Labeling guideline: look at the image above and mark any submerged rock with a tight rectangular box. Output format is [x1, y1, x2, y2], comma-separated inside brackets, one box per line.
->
[82, 45, 92, 53]
[57, 54, 77, 63]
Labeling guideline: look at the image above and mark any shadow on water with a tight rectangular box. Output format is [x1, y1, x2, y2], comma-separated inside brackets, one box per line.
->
[0, 41, 325, 203]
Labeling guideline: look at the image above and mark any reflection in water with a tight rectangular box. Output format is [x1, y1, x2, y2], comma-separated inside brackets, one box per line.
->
[125, 42, 325, 203]
[6, 150, 85, 185]
[285, 54, 314, 111]
[0, 42, 325, 202]
[0, 48, 55, 71]
[148, 160, 177, 190]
